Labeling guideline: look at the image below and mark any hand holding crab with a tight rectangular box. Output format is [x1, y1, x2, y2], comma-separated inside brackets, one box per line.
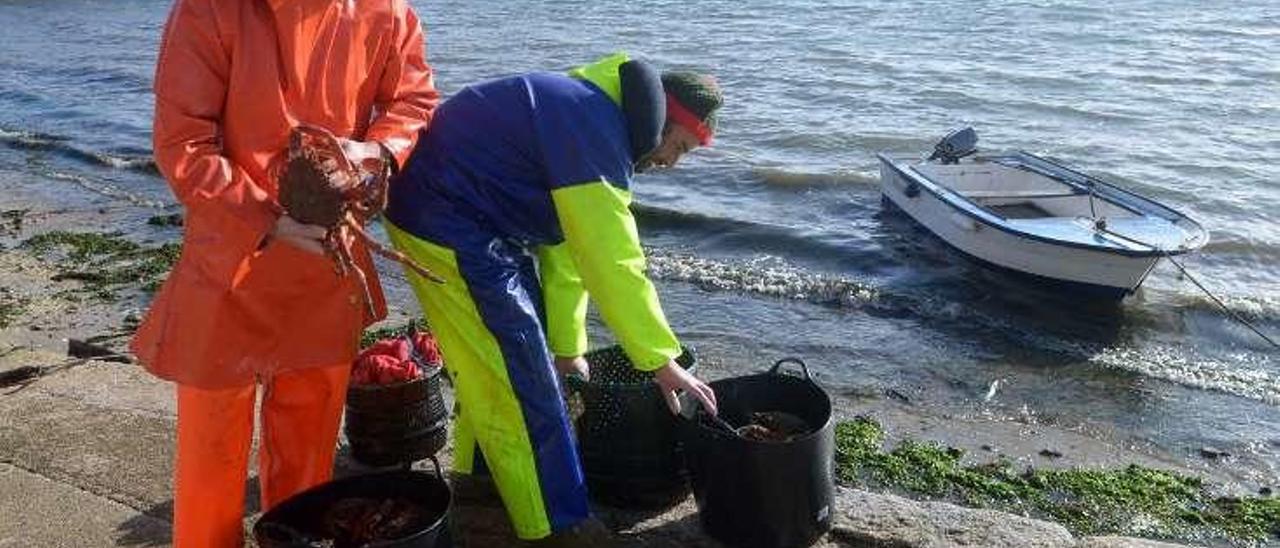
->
[274, 125, 444, 316]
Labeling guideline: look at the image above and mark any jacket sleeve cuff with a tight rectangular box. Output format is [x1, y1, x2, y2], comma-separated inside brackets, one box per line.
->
[367, 133, 416, 172]
[549, 333, 589, 359]
[628, 345, 680, 372]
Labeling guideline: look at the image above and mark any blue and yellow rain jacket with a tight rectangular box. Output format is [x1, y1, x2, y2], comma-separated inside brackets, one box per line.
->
[385, 53, 680, 370]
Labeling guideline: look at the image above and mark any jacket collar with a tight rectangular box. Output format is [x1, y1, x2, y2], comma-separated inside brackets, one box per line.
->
[568, 53, 628, 107]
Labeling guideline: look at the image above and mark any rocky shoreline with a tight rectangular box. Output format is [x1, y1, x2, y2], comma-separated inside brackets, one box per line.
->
[0, 341, 1219, 548]
[1, 197, 1276, 547]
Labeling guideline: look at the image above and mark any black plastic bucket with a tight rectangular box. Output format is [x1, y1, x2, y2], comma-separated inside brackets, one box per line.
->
[568, 346, 696, 508]
[680, 358, 835, 548]
[345, 354, 448, 467]
[254, 462, 452, 548]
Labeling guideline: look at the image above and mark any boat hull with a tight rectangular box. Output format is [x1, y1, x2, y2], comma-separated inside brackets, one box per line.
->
[879, 160, 1160, 298]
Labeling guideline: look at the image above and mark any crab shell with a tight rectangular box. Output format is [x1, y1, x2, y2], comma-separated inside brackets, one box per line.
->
[289, 125, 387, 225]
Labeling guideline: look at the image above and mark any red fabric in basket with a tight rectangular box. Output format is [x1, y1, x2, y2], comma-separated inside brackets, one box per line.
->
[351, 333, 443, 386]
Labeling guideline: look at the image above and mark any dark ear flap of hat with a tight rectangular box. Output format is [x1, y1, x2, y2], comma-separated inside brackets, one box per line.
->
[619, 60, 666, 161]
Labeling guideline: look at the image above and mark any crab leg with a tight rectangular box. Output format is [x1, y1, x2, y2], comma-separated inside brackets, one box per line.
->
[343, 217, 446, 284]
[343, 243, 380, 319]
[326, 222, 380, 318]
[323, 230, 351, 277]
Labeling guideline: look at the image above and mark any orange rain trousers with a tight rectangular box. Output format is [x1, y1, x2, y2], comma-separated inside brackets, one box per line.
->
[173, 364, 349, 548]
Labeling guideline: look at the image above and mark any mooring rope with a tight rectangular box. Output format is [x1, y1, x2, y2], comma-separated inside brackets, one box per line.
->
[1093, 222, 1280, 350]
[1163, 254, 1279, 350]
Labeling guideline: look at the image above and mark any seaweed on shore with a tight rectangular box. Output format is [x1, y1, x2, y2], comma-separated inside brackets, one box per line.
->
[146, 213, 184, 228]
[1, 209, 29, 237]
[20, 231, 179, 301]
[835, 416, 1279, 544]
[0, 287, 28, 328]
[360, 317, 428, 349]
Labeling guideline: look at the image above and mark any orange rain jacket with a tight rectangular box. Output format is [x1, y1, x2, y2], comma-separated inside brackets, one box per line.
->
[131, 0, 439, 388]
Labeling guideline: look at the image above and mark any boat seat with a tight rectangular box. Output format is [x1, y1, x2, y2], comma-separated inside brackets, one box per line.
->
[959, 189, 1082, 199]
[986, 202, 1053, 219]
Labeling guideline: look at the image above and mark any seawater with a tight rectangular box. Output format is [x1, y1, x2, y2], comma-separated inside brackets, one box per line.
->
[1, 0, 1276, 481]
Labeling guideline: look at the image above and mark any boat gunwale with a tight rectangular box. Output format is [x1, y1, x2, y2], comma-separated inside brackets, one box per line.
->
[877, 151, 1209, 258]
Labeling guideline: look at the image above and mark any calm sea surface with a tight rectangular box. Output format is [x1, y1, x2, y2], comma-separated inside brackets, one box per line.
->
[1, 0, 1277, 479]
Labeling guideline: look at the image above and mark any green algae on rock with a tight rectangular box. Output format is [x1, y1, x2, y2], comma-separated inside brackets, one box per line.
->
[360, 317, 428, 349]
[0, 287, 28, 328]
[835, 416, 1280, 545]
[20, 231, 179, 300]
[1, 209, 29, 237]
[146, 213, 184, 228]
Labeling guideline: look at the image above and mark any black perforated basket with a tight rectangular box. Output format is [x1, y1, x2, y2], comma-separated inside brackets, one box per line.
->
[344, 335, 449, 467]
[567, 346, 696, 508]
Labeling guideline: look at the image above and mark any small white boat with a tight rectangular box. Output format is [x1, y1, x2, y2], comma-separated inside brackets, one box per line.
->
[878, 128, 1208, 299]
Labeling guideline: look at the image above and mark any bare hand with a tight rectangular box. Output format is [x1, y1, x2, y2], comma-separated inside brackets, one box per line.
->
[654, 360, 717, 416]
[554, 356, 590, 381]
[270, 215, 328, 255]
[337, 138, 391, 216]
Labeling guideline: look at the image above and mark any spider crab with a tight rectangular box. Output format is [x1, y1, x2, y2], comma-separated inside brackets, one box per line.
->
[275, 125, 444, 317]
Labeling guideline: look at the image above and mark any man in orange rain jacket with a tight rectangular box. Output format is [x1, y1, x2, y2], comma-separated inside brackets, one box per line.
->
[129, 0, 438, 545]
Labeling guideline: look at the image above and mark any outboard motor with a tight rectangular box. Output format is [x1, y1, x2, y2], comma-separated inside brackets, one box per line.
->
[928, 127, 979, 164]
